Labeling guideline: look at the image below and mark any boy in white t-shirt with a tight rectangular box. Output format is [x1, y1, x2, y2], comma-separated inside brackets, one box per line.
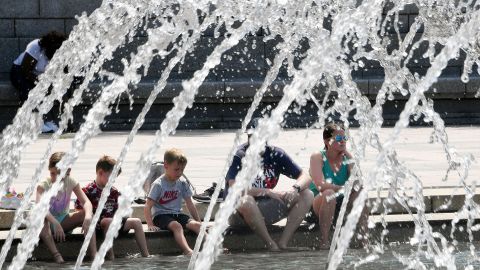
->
[36, 152, 96, 263]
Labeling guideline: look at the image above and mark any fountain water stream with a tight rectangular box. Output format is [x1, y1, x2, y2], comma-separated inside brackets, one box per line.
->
[0, 0, 479, 269]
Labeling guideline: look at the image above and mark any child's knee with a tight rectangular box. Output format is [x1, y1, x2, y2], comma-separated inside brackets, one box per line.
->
[189, 220, 200, 227]
[126, 218, 143, 229]
[75, 209, 86, 219]
[187, 220, 201, 230]
[130, 217, 142, 225]
[100, 218, 112, 230]
[168, 221, 183, 232]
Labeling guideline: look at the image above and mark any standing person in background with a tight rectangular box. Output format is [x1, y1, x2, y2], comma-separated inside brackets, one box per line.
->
[10, 31, 66, 133]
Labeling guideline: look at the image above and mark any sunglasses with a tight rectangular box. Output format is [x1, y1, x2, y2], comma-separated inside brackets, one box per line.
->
[334, 134, 348, 142]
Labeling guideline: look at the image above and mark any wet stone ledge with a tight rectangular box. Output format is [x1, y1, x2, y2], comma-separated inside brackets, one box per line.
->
[1, 190, 480, 261]
[1, 213, 479, 262]
[1, 190, 478, 230]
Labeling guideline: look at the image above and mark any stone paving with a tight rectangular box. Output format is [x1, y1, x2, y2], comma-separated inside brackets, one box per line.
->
[10, 126, 480, 195]
[2, 126, 480, 260]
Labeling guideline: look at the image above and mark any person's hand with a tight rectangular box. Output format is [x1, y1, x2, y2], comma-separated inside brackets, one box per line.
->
[81, 217, 92, 235]
[283, 190, 299, 207]
[148, 225, 161, 232]
[343, 150, 353, 159]
[53, 220, 66, 242]
[266, 190, 284, 202]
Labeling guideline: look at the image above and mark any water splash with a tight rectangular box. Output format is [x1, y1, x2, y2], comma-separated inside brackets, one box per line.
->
[2, 1, 160, 268]
[1, 0, 479, 269]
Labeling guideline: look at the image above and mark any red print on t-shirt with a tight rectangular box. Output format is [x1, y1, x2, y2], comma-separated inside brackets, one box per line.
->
[158, 190, 179, 204]
[263, 166, 278, 189]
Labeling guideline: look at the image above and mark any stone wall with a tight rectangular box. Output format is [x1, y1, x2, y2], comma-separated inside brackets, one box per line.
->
[0, 1, 478, 130]
[0, 0, 102, 79]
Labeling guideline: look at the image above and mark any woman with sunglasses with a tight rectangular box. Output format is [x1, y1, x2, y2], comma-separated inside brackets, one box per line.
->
[307, 122, 367, 249]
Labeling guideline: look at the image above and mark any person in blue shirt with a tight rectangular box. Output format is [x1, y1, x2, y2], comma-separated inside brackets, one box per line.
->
[308, 122, 368, 249]
[225, 118, 313, 251]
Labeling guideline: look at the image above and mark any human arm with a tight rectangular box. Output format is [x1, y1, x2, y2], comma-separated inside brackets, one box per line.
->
[73, 184, 93, 234]
[144, 198, 160, 231]
[36, 185, 65, 241]
[225, 150, 284, 200]
[344, 150, 354, 176]
[227, 179, 284, 201]
[293, 170, 312, 190]
[310, 152, 342, 193]
[184, 197, 201, 222]
[274, 147, 311, 193]
[19, 53, 38, 83]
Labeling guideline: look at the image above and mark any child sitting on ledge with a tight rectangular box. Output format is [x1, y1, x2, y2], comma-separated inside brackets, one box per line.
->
[144, 148, 202, 255]
[75, 155, 149, 259]
[37, 151, 96, 263]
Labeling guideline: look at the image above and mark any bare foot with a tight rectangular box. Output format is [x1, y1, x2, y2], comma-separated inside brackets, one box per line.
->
[350, 238, 368, 249]
[183, 250, 193, 256]
[318, 242, 331, 250]
[358, 234, 368, 249]
[52, 251, 65, 264]
[106, 251, 115, 261]
[279, 246, 303, 252]
[267, 242, 280, 252]
[83, 253, 96, 262]
[277, 240, 288, 250]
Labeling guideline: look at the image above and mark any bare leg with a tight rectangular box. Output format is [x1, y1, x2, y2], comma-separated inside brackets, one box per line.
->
[278, 189, 314, 249]
[348, 188, 369, 247]
[236, 195, 279, 251]
[185, 220, 202, 234]
[124, 218, 150, 257]
[186, 220, 216, 252]
[62, 210, 97, 259]
[313, 189, 337, 250]
[100, 218, 115, 260]
[168, 221, 192, 255]
[39, 219, 64, 263]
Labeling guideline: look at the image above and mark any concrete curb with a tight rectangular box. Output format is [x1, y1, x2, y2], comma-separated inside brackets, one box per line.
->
[1, 215, 479, 262]
[1, 189, 479, 261]
[1, 189, 477, 229]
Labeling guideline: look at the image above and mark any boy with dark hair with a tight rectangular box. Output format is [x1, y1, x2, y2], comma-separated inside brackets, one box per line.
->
[144, 148, 202, 255]
[75, 155, 149, 259]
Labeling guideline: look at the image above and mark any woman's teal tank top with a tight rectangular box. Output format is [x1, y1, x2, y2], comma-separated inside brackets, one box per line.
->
[309, 150, 349, 196]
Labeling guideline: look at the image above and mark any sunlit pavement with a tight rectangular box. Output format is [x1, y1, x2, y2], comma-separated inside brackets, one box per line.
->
[12, 126, 480, 195]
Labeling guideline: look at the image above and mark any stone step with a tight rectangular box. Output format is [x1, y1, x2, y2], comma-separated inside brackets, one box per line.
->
[1, 212, 479, 262]
[112, 189, 480, 221]
[1, 189, 478, 230]
[1, 76, 480, 131]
